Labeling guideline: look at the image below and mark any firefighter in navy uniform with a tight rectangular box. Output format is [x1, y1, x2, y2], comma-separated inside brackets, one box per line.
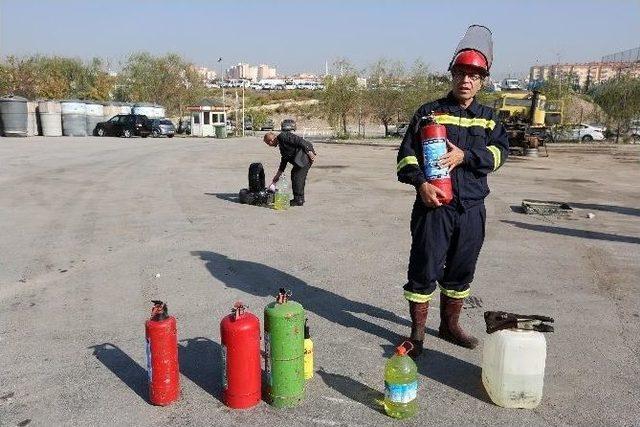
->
[396, 25, 509, 358]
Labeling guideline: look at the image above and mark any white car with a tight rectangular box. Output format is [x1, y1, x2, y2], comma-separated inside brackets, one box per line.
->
[556, 123, 606, 142]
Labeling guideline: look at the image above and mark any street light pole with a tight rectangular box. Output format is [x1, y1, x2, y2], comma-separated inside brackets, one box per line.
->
[218, 57, 226, 124]
[242, 83, 245, 137]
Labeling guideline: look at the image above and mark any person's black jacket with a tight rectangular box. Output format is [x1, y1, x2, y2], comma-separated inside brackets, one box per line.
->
[277, 132, 316, 172]
[397, 92, 509, 208]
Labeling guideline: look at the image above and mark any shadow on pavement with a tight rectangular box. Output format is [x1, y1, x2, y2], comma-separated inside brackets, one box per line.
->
[380, 344, 490, 403]
[178, 337, 223, 402]
[568, 202, 640, 217]
[205, 192, 239, 203]
[89, 343, 147, 402]
[190, 251, 409, 345]
[316, 368, 385, 414]
[502, 220, 640, 245]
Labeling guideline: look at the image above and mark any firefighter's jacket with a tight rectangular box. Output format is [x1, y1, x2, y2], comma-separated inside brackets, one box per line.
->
[397, 92, 509, 208]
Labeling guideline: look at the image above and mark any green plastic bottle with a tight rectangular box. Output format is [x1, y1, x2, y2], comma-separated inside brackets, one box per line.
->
[384, 341, 418, 419]
[273, 175, 290, 211]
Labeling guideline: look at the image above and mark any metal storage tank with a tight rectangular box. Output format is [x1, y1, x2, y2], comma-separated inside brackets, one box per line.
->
[61, 100, 87, 136]
[0, 95, 28, 137]
[120, 103, 133, 115]
[153, 104, 166, 118]
[27, 101, 39, 136]
[37, 100, 63, 136]
[132, 102, 157, 118]
[85, 102, 104, 136]
[102, 102, 119, 122]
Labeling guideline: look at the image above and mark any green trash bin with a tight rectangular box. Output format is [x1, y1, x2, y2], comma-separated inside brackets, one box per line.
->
[215, 125, 227, 139]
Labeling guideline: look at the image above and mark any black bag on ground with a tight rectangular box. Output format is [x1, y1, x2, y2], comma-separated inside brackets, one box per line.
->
[248, 163, 265, 192]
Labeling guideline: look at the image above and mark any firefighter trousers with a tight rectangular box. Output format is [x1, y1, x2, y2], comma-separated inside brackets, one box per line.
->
[404, 201, 486, 303]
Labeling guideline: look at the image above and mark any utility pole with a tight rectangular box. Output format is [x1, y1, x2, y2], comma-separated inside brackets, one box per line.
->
[235, 89, 238, 136]
[242, 83, 245, 137]
[218, 57, 226, 122]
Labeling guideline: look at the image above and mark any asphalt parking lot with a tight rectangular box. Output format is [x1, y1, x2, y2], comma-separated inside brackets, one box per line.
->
[1, 136, 639, 426]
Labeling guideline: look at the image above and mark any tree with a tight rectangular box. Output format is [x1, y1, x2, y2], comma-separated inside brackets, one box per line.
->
[591, 76, 640, 143]
[538, 77, 572, 103]
[399, 60, 448, 122]
[116, 52, 207, 116]
[366, 59, 405, 136]
[321, 59, 360, 136]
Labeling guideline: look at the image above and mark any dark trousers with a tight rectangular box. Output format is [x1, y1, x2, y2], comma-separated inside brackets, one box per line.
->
[403, 202, 486, 303]
[291, 163, 311, 202]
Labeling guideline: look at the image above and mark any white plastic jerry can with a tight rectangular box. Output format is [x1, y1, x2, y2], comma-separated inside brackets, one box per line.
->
[481, 330, 547, 408]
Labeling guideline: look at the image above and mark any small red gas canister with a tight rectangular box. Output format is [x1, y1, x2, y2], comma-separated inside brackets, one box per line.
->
[220, 302, 261, 409]
[145, 300, 180, 406]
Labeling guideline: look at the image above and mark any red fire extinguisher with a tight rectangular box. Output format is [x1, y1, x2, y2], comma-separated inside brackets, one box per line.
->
[420, 114, 453, 205]
[220, 302, 261, 409]
[145, 300, 180, 406]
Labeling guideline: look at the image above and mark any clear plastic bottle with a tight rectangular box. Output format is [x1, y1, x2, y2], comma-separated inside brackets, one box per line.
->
[384, 342, 418, 419]
[273, 175, 290, 210]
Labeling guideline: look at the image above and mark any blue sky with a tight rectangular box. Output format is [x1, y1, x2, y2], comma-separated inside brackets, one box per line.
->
[1, 0, 638, 79]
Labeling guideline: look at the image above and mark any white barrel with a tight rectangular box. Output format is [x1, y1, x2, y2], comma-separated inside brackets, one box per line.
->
[61, 101, 87, 136]
[27, 101, 38, 136]
[38, 100, 63, 136]
[482, 330, 547, 409]
[0, 95, 28, 137]
[85, 102, 104, 136]
[153, 105, 166, 118]
[132, 103, 156, 118]
[102, 102, 121, 122]
[120, 103, 132, 115]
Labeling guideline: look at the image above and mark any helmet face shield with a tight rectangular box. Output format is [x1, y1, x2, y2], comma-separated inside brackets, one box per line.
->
[449, 25, 493, 74]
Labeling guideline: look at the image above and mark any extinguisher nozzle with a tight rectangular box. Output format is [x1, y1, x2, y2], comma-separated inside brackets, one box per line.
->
[150, 300, 169, 321]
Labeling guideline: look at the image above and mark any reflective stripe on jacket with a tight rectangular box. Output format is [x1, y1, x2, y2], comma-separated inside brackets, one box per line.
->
[396, 92, 509, 207]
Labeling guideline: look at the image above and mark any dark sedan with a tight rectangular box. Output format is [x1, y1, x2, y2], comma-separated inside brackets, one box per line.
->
[149, 119, 176, 138]
[95, 114, 151, 138]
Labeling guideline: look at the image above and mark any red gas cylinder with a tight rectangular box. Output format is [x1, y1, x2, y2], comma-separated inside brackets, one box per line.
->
[220, 302, 261, 409]
[145, 300, 180, 406]
[420, 116, 454, 205]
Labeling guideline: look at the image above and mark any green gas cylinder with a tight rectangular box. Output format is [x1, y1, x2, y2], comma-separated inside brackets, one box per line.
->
[264, 288, 305, 408]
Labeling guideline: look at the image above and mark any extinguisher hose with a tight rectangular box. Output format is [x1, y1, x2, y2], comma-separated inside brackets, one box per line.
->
[150, 300, 169, 321]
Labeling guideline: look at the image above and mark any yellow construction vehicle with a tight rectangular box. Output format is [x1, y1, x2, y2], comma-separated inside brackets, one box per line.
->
[493, 91, 563, 126]
[493, 91, 564, 155]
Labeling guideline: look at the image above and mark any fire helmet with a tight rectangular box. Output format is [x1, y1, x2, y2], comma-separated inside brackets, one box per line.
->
[451, 50, 489, 75]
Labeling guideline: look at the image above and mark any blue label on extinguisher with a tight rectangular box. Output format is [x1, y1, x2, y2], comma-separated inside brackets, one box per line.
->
[422, 137, 449, 180]
[145, 338, 152, 381]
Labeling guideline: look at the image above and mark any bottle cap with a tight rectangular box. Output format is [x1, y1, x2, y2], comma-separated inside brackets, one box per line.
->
[396, 340, 413, 356]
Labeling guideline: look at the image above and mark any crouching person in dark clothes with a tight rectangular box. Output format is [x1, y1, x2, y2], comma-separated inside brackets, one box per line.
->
[263, 131, 317, 206]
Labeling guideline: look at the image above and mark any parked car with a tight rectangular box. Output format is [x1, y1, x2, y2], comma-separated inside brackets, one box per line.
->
[555, 123, 606, 142]
[390, 122, 409, 137]
[95, 114, 151, 138]
[260, 119, 275, 131]
[281, 118, 296, 132]
[149, 118, 176, 138]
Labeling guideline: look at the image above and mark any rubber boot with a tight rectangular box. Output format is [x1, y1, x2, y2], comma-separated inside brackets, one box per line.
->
[438, 293, 478, 349]
[290, 196, 304, 207]
[407, 301, 429, 359]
